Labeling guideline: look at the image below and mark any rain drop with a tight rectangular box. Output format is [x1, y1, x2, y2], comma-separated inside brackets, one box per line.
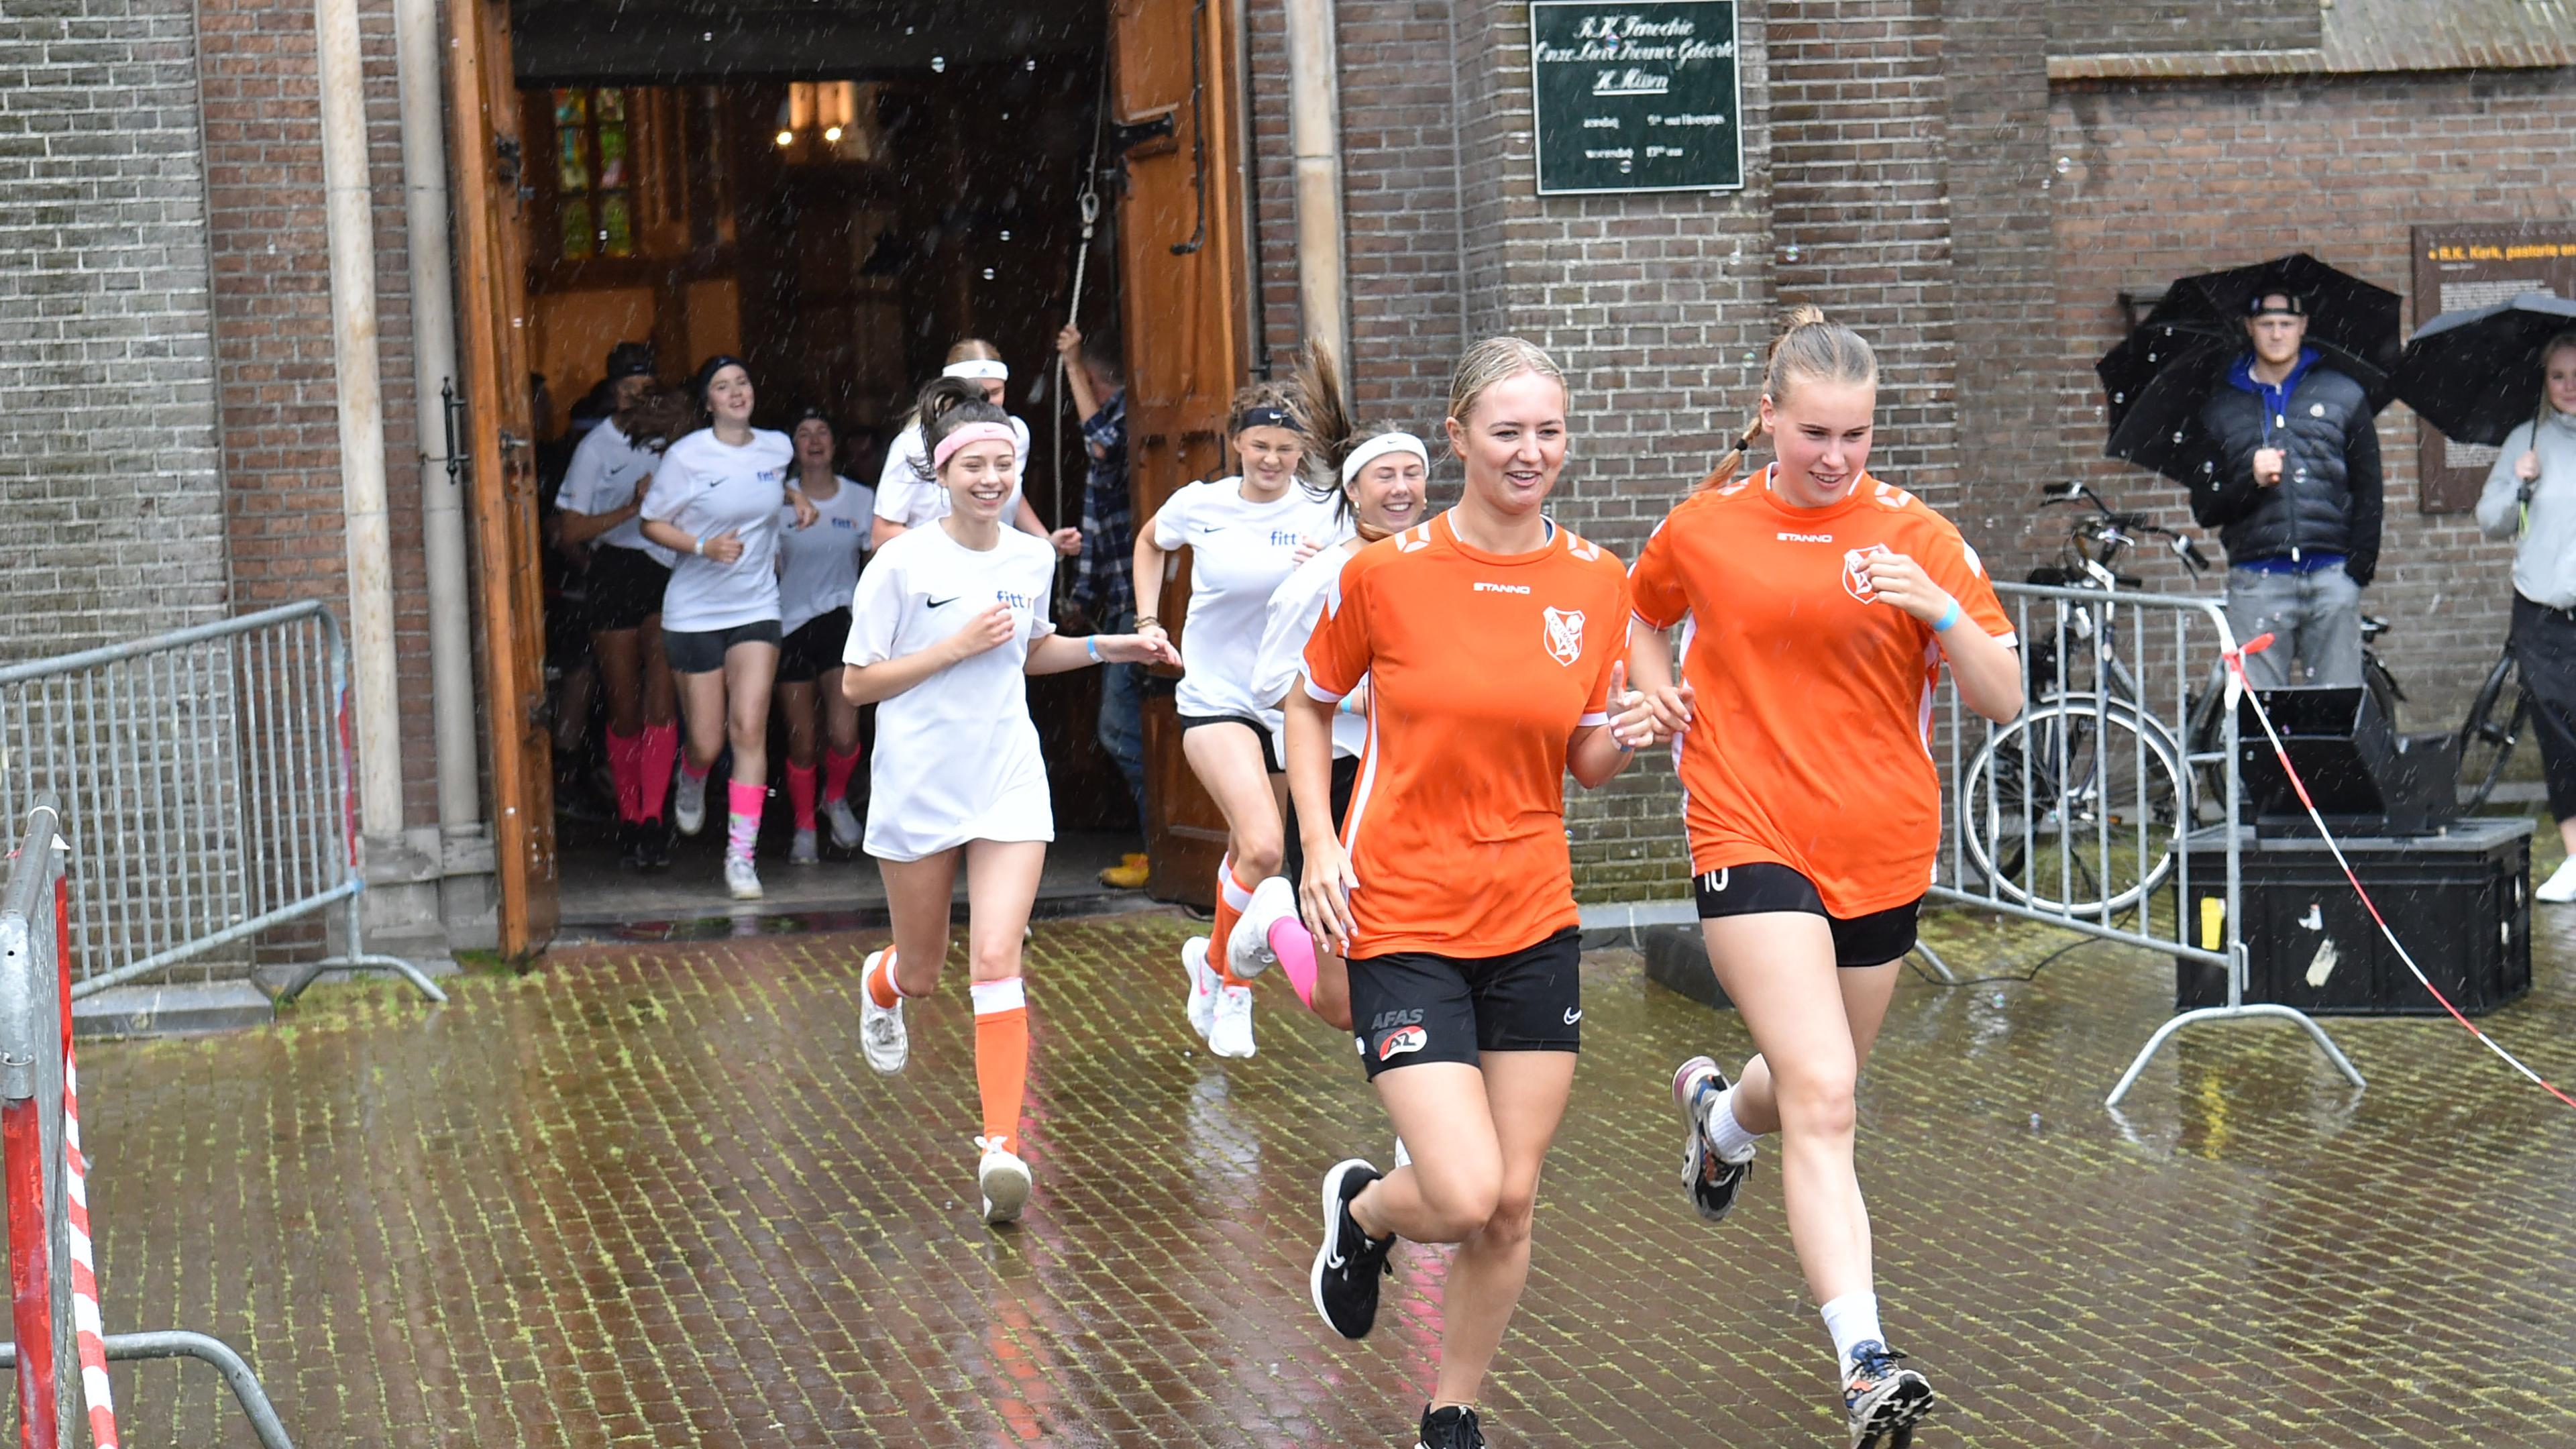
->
[1025, 58, 1037, 71]
[906, 24, 915, 33]
[2039, 178, 2051, 191]
[2171, 431, 2186, 443]
[931, 55, 947, 72]
[981, 268, 996, 280]
[2054, 156, 2072, 174]
[1782, 243, 1803, 263]
[998, 229, 1012, 241]
[700, 30, 712, 41]
[2147, 352, 2158, 363]
[2113, 392, 2125, 404]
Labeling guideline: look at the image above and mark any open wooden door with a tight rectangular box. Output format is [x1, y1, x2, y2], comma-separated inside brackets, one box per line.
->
[1112, 0, 1252, 908]
[449, 0, 559, 956]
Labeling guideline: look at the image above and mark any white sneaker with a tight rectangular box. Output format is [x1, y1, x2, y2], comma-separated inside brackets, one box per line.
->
[976, 1136, 1032, 1225]
[1182, 936, 1218, 1039]
[1228, 875, 1296, 980]
[859, 949, 908, 1074]
[1208, 983, 1256, 1059]
[1393, 1136, 1411, 1169]
[824, 797, 863, 851]
[2539, 857, 2576, 904]
[790, 828, 820, 865]
[724, 853, 763, 900]
[673, 769, 708, 836]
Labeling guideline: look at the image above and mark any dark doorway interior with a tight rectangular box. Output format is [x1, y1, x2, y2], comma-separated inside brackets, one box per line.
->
[513, 5, 1136, 918]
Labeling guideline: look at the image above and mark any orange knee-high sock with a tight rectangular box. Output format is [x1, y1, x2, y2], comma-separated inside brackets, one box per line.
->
[1211, 855, 1258, 986]
[971, 977, 1029, 1151]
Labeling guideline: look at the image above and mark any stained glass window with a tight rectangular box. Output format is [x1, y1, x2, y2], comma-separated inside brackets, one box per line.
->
[550, 87, 635, 260]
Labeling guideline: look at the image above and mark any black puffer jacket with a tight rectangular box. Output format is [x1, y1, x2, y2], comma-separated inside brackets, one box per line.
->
[2192, 359, 2382, 586]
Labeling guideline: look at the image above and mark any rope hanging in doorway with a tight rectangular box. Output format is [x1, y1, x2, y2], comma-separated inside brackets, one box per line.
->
[1051, 60, 1112, 610]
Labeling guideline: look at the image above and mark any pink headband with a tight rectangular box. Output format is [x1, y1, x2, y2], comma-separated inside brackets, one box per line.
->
[932, 421, 1016, 471]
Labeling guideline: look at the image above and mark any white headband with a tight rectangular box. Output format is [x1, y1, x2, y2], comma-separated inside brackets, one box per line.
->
[943, 359, 1009, 382]
[1340, 431, 1430, 484]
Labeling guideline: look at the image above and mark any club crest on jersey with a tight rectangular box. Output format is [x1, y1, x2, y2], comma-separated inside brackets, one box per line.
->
[1841, 544, 1892, 603]
[1542, 606, 1585, 666]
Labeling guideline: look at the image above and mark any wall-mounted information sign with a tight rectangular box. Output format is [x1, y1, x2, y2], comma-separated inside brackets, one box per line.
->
[1529, 1, 1743, 195]
[2410, 222, 2576, 513]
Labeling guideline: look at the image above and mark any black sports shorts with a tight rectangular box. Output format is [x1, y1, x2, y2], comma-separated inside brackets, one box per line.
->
[1693, 861, 1921, 969]
[1178, 712, 1283, 773]
[586, 544, 672, 633]
[1346, 926, 1580, 1079]
[776, 608, 851, 684]
[662, 619, 782, 674]
[1281, 753, 1360, 897]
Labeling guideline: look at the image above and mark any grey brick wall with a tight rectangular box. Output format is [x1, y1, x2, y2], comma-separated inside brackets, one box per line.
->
[0, 0, 229, 657]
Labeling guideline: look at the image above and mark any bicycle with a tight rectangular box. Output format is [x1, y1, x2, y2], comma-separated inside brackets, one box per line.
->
[2456, 638, 2526, 812]
[1958, 481, 2406, 918]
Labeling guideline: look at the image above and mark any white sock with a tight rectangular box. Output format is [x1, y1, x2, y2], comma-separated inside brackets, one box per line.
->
[1707, 1086, 1763, 1161]
[1819, 1291, 1884, 1376]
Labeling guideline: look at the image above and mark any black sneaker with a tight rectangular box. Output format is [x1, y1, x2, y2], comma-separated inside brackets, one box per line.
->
[1309, 1158, 1395, 1339]
[636, 818, 672, 871]
[1416, 1403, 1485, 1449]
[1843, 1340, 1934, 1449]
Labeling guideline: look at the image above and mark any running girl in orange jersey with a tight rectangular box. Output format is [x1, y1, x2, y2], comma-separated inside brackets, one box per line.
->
[843, 378, 1177, 1226]
[1627, 309, 2022, 1449]
[1292, 337, 1659, 1449]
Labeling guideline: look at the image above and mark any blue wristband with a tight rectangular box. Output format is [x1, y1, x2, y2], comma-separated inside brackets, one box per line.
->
[1085, 635, 1102, 661]
[1932, 601, 1962, 633]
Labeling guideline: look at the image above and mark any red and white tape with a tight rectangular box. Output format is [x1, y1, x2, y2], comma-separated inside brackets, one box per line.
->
[2228, 633, 2576, 1113]
[61, 1051, 116, 1449]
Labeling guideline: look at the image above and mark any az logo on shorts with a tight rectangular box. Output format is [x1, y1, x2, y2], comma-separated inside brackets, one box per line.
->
[1375, 1024, 1428, 1061]
[1841, 543, 1892, 604]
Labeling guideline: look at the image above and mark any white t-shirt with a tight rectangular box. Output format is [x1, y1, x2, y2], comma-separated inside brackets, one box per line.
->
[846, 523, 1061, 860]
[555, 419, 677, 565]
[874, 417, 1032, 528]
[639, 427, 796, 632]
[1255, 541, 1369, 763]
[1153, 476, 1348, 722]
[776, 475, 875, 633]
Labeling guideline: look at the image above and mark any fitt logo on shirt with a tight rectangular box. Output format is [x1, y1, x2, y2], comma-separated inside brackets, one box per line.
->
[1268, 529, 1303, 548]
[993, 589, 1040, 612]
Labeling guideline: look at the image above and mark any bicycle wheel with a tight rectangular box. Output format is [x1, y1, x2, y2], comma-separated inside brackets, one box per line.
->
[2457, 646, 2525, 812]
[1960, 696, 2188, 918]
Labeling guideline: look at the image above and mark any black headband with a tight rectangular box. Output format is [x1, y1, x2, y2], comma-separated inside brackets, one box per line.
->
[1235, 405, 1294, 432]
[693, 354, 751, 407]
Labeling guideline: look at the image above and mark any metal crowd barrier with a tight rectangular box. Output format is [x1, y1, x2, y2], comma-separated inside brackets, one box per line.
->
[3, 800, 294, 1448]
[0, 602, 444, 1004]
[1928, 579, 2362, 1107]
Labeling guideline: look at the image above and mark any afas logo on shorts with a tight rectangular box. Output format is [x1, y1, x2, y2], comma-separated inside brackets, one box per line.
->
[1376, 1024, 1428, 1061]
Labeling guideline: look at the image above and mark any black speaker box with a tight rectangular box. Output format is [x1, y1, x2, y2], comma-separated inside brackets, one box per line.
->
[2174, 819, 2532, 1016]
[2238, 685, 2459, 836]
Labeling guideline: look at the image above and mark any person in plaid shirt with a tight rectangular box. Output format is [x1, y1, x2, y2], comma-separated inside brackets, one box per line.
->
[1058, 324, 1148, 885]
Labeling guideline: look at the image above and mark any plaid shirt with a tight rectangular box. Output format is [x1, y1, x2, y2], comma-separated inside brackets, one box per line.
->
[1071, 389, 1135, 621]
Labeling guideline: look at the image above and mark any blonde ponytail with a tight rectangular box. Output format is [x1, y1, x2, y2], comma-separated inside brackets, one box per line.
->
[1695, 306, 1877, 493]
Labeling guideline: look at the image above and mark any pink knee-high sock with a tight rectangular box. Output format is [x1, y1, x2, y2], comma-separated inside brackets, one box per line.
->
[726, 780, 765, 859]
[1269, 916, 1320, 1009]
[786, 762, 818, 831]
[638, 722, 680, 822]
[605, 729, 644, 823]
[824, 744, 861, 804]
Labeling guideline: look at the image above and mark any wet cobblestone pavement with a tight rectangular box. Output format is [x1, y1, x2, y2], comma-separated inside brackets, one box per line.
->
[76, 902, 2576, 1448]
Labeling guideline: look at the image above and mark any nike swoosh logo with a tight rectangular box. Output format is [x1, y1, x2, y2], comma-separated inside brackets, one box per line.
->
[926, 596, 959, 608]
[1562, 1008, 1583, 1025]
[1326, 1254, 1345, 1271]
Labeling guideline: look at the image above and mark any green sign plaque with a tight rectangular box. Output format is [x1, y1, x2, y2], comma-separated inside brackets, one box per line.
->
[1529, 1, 1743, 195]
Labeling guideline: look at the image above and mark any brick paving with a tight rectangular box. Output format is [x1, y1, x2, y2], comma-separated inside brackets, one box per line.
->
[73, 902, 2576, 1447]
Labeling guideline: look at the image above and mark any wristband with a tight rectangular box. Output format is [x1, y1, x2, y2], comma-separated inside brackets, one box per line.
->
[693, 535, 706, 557]
[1931, 600, 1962, 633]
[1134, 614, 1160, 630]
[1337, 693, 1360, 716]
[1085, 635, 1102, 661]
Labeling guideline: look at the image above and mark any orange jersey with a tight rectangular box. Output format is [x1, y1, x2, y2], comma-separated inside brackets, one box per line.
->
[1303, 513, 1632, 958]
[1628, 466, 2016, 917]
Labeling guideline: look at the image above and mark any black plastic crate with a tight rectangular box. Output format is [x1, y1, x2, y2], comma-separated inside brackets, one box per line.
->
[2174, 819, 2532, 1016]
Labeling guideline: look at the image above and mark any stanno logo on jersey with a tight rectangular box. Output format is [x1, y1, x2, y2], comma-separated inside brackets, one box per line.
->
[1778, 531, 1835, 543]
[1841, 543, 1892, 603]
[1542, 606, 1585, 665]
[1473, 582, 1532, 594]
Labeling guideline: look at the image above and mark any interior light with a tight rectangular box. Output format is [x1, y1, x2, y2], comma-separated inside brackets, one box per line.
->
[775, 129, 794, 148]
[824, 125, 843, 142]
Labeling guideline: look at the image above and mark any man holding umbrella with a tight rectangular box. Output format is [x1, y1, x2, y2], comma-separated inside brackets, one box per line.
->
[2192, 289, 2383, 689]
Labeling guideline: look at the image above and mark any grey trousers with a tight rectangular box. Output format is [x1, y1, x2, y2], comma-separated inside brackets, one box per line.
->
[2225, 565, 2363, 689]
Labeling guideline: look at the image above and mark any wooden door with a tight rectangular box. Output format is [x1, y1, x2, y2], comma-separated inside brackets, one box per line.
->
[1112, 0, 1252, 907]
[450, 0, 559, 956]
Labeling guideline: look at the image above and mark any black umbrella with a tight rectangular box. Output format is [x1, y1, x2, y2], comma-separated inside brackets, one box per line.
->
[2096, 254, 2402, 486]
[2392, 292, 2576, 446]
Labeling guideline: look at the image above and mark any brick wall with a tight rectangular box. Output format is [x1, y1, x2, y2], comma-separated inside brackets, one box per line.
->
[2049, 66, 2576, 723]
[2052, 1, 2318, 58]
[0, 0, 229, 655]
[197, 0, 440, 826]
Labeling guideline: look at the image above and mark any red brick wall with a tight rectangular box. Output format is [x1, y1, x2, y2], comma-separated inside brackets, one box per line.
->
[2048, 66, 2576, 721]
[198, 0, 439, 828]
